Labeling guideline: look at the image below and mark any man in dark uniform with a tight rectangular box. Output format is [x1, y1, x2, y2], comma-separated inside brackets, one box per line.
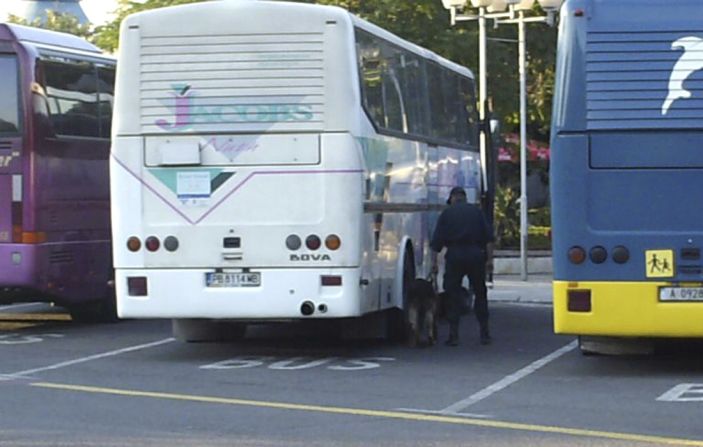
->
[431, 187, 494, 346]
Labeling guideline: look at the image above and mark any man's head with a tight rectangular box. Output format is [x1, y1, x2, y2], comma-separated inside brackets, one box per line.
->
[446, 187, 467, 205]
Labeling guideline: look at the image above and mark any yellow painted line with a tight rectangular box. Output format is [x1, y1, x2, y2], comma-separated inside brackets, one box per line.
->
[0, 322, 38, 331]
[32, 382, 703, 446]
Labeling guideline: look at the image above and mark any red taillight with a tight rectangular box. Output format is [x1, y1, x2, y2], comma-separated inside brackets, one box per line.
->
[321, 275, 343, 286]
[127, 277, 148, 296]
[306, 235, 321, 251]
[145, 236, 160, 252]
[127, 237, 141, 252]
[568, 246, 587, 264]
[567, 290, 591, 312]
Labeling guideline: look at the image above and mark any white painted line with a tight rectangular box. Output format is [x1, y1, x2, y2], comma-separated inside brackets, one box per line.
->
[0, 303, 46, 312]
[2, 338, 175, 380]
[657, 383, 703, 402]
[440, 340, 578, 414]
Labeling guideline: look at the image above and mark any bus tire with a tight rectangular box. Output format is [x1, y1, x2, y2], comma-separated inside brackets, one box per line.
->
[386, 246, 415, 343]
[68, 293, 119, 324]
[172, 319, 247, 343]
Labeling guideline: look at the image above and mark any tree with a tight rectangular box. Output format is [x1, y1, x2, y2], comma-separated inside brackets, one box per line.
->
[91, 0, 557, 140]
[92, 0, 207, 53]
[7, 10, 91, 39]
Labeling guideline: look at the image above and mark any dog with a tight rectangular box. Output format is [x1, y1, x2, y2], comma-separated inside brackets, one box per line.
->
[406, 278, 439, 347]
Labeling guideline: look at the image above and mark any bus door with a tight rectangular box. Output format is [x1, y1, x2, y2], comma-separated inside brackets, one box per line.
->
[0, 53, 22, 244]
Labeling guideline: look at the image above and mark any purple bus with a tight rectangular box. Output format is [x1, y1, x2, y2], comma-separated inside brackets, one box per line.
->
[0, 24, 116, 321]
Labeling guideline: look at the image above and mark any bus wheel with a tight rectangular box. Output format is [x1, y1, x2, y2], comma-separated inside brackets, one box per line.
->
[68, 293, 119, 324]
[386, 247, 415, 343]
[172, 319, 247, 343]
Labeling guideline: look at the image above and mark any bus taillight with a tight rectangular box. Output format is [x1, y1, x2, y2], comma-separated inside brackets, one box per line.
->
[127, 277, 148, 296]
[568, 246, 587, 264]
[612, 246, 630, 264]
[567, 290, 591, 312]
[286, 235, 302, 250]
[145, 236, 160, 252]
[164, 236, 179, 252]
[321, 275, 342, 286]
[127, 237, 141, 252]
[306, 235, 321, 251]
[589, 246, 607, 264]
[325, 235, 341, 251]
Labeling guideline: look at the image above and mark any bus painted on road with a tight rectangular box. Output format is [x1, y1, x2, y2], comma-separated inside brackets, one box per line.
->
[551, 0, 703, 348]
[0, 24, 116, 321]
[111, 1, 483, 340]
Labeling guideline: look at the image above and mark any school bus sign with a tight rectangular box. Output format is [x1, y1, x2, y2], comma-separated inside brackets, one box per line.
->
[646, 250, 674, 278]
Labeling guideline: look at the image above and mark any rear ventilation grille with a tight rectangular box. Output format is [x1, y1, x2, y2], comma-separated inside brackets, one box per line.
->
[49, 251, 74, 264]
[586, 30, 703, 130]
[0, 141, 12, 150]
[139, 32, 325, 134]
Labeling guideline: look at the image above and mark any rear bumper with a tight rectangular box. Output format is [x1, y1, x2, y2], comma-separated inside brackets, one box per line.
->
[0, 244, 38, 287]
[116, 268, 364, 319]
[554, 281, 703, 337]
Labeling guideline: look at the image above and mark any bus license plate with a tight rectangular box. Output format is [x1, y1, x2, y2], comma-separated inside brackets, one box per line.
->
[659, 287, 703, 302]
[206, 272, 261, 288]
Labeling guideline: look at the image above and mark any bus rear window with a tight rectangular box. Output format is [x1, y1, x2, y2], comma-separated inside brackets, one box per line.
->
[0, 55, 20, 135]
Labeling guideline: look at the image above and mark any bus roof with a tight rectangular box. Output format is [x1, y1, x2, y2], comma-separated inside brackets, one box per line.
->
[123, 0, 474, 80]
[0, 23, 103, 54]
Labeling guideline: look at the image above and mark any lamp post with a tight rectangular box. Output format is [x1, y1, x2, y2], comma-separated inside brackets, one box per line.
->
[441, 0, 563, 281]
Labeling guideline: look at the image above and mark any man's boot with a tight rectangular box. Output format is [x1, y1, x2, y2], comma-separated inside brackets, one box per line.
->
[479, 322, 491, 345]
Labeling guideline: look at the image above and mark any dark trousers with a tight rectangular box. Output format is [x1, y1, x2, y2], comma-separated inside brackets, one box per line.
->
[444, 259, 489, 335]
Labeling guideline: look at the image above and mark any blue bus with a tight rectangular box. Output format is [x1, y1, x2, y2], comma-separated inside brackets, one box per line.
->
[550, 0, 703, 350]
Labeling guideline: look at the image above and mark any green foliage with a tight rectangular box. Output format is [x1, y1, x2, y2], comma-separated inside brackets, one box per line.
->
[92, 0, 208, 52]
[90, 0, 556, 139]
[494, 185, 520, 249]
[7, 11, 91, 39]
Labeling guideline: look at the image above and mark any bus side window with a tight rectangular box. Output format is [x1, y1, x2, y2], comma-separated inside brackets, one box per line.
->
[41, 58, 100, 138]
[97, 65, 115, 139]
[459, 77, 478, 148]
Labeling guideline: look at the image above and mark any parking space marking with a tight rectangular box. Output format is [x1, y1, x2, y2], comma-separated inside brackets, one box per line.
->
[440, 340, 578, 414]
[658, 384, 703, 402]
[1, 338, 175, 380]
[0, 303, 46, 312]
[32, 381, 703, 446]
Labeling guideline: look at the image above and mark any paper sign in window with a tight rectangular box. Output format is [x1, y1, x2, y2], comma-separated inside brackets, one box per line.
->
[177, 171, 211, 199]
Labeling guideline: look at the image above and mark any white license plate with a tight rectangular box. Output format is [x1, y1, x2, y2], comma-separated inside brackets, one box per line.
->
[206, 272, 261, 288]
[659, 287, 703, 302]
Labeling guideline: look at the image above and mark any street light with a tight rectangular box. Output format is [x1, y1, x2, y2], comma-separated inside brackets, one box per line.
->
[441, 0, 563, 281]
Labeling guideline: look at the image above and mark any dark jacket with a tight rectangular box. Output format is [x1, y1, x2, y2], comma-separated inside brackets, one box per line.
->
[430, 202, 494, 264]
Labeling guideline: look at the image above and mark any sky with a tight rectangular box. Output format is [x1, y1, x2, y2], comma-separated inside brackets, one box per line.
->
[0, 0, 121, 25]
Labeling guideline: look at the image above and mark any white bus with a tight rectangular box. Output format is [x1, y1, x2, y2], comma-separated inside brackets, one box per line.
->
[111, 0, 483, 340]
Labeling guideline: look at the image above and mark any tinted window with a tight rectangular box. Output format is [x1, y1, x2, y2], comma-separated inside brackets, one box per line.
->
[0, 55, 21, 135]
[97, 65, 115, 138]
[460, 77, 478, 147]
[356, 27, 475, 148]
[42, 58, 100, 138]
